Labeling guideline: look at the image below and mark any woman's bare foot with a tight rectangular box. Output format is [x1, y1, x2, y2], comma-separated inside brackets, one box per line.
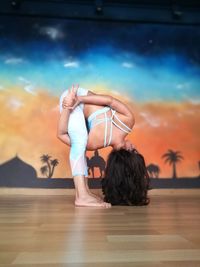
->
[75, 191, 104, 203]
[85, 180, 103, 202]
[75, 194, 111, 208]
[88, 191, 104, 202]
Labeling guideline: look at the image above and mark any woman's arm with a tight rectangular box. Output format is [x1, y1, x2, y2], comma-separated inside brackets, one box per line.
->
[77, 93, 134, 119]
[57, 109, 71, 146]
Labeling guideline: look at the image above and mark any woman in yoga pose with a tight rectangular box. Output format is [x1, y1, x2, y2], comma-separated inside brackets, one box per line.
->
[57, 85, 149, 207]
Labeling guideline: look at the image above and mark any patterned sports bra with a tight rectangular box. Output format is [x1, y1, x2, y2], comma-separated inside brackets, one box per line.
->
[87, 106, 132, 147]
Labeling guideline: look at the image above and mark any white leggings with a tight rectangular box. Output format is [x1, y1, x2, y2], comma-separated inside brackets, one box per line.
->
[59, 88, 89, 177]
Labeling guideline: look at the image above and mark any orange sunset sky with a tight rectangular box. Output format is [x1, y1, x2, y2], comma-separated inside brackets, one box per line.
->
[0, 85, 199, 179]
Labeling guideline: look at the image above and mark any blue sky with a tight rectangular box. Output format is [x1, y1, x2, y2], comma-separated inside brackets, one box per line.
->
[0, 17, 200, 103]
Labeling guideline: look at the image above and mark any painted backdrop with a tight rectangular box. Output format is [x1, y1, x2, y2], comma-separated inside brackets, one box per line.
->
[0, 16, 200, 188]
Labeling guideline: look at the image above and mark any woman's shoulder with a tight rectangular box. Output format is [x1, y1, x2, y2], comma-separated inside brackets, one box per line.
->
[113, 109, 135, 130]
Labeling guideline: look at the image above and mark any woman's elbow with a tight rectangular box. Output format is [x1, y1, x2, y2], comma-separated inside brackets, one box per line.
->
[130, 113, 135, 128]
[57, 133, 62, 141]
[57, 132, 64, 141]
[109, 96, 114, 107]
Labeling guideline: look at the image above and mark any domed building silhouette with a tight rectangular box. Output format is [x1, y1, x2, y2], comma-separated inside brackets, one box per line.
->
[0, 155, 74, 188]
[0, 155, 38, 187]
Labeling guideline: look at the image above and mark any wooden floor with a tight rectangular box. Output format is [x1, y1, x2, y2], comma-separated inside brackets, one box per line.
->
[0, 191, 200, 267]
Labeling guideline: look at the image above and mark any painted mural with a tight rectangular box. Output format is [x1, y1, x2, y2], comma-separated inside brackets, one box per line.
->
[0, 16, 200, 188]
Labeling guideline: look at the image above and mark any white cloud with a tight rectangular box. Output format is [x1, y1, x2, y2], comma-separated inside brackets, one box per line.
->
[24, 84, 36, 95]
[7, 98, 24, 110]
[140, 112, 161, 127]
[188, 98, 200, 105]
[18, 76, 30, 84]
[122, 62, 134, 68]
[18, 76, 36, 95]
[176, 84, 183, 89]
[176, 82, 190, 90]
[64, 61, 79, 68]
[39, 26, 65, 40]
[5, 57, 24, 65]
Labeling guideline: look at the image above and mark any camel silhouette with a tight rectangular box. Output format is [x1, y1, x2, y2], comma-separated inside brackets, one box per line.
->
[87, 150, 106, 178]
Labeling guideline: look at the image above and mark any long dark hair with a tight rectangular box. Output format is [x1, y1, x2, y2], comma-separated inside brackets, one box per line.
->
[102, 148, 150, 206]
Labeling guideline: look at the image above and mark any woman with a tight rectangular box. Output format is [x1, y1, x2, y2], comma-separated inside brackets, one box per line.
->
[57, 85, 149, 207]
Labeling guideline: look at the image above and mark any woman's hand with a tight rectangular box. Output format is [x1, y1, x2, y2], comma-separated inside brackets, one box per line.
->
[62, 84, 79, 110]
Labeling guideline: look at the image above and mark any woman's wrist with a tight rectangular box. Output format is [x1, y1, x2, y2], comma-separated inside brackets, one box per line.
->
[62, 104, 72, 111]
[77, 96, 83, 103]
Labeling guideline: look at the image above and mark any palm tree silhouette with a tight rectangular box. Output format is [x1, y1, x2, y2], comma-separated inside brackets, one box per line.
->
[40, 154, 59, 178]
[162, 149, 183, 179]
[146, 164, 160, 178]
[50, 159, 59, 178]
[40, 165, 48, 178]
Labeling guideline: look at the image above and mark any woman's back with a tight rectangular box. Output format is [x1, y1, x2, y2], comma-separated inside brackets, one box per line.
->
[83, 103, 133, 150]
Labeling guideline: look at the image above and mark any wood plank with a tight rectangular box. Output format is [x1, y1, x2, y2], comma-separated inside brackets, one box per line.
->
[0, 193, 199, 266]
[12, 249, 200, 264]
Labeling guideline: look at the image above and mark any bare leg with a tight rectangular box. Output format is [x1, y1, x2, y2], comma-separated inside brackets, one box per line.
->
[61, 90, 110, 207]
[74, 175, 111, 208]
